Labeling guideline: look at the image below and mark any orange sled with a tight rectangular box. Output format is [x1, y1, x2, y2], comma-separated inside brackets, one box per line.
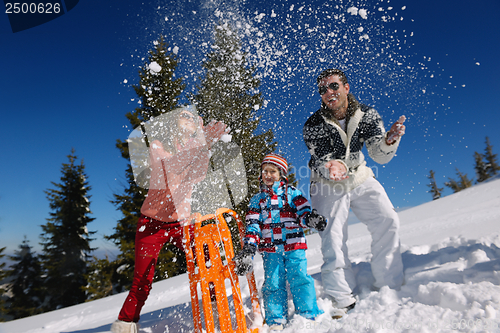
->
[183, 208, 262, 333]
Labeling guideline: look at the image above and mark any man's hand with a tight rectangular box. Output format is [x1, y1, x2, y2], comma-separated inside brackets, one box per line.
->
[386, 115, 406, 145]
[324, 160, 348, 181]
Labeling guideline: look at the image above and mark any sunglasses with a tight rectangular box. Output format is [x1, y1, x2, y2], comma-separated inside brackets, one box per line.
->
[179, 112, 196, 121]
[318, 82, 340, 95]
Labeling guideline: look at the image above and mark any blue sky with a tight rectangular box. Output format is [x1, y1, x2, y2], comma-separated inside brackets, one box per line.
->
[1, 0, 499, 258]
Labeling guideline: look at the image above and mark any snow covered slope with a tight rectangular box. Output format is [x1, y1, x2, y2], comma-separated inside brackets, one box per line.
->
[2, 178, 500, 333]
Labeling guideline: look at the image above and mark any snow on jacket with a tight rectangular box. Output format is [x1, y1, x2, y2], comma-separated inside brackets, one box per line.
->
[244, 181, 311, 253]
[303, 93, 401, 193]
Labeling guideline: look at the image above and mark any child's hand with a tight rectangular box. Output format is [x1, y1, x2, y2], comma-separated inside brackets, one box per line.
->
[234, 255, 253, 276]
[232, 243, 256, 276]
[304, 209, 327, 231]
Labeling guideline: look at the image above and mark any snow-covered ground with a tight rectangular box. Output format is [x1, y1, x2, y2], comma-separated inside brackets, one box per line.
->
[2, 178, 500, 333]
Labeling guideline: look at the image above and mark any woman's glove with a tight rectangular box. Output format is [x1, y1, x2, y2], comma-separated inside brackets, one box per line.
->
[232, 243, 257, 276]
[304, 209, 327, 232]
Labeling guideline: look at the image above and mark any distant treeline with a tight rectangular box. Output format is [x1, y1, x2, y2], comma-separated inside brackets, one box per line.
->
[427, 136, 500, 200]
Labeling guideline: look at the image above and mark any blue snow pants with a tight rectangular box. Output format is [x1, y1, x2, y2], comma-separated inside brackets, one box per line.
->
[261, 248, 323, 325]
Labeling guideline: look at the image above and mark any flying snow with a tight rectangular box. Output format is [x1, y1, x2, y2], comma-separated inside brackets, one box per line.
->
[148, 61, 162, 73]
[347, 7, 368, 19]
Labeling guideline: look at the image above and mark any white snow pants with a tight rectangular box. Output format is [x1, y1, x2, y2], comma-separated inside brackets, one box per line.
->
[310, 177, 404, 307]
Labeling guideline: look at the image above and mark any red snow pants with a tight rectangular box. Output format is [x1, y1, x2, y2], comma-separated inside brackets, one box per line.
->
[118, 214, 189, 323]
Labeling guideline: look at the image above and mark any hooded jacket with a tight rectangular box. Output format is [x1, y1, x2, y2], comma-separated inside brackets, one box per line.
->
[303, 93, 401, 193]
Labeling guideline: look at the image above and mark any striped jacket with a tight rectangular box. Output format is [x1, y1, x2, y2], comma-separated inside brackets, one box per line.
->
[244, 181, 311, 253]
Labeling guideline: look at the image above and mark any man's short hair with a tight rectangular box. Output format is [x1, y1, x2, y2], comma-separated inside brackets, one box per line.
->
[317, 68, 348, 85]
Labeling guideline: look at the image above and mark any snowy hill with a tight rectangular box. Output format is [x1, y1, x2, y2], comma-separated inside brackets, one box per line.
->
[1, 178, 500, 333]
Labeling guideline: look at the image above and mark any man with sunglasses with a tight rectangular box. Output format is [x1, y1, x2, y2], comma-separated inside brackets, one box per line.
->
[303, 68, 406, 317]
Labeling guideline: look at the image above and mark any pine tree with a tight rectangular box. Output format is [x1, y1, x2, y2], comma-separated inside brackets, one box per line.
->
[6, 238, 43, 319]
[457, 169, 474, 189]
[193, 22, 277, 234]
[474, 151, 489, 183]
[484, 136, 500, 178]
[84, 256, 117, 301]
[0, 246, 8, 322]
[444, 168, 473, 193]
[40, 149, 95, 310]
[444, 177, 460, 193]
[426, 170, 443, 200]
[106, 35, 187, 292]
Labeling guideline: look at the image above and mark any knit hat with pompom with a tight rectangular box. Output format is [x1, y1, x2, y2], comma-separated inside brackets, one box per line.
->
[261, 153, 288, 179]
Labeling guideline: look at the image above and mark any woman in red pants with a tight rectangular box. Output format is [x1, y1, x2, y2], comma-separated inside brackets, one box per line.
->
[111, 106, 227, 333]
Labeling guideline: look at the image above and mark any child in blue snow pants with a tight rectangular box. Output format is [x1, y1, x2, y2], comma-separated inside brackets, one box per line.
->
[262, 248, 321, 325]
[233, 153, 327, 327]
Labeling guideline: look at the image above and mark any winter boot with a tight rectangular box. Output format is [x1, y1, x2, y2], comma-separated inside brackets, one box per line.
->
[110, 320, 138, 333]
[269, 323, 284, 331]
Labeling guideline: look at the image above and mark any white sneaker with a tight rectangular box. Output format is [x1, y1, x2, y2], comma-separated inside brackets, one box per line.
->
[269, 323, 284, 331]
[330, 301, 356, 319]
[110, 320, 138, 333]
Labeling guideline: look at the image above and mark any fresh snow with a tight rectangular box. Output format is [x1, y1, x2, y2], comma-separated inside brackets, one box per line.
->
[1, 178, 500, 333]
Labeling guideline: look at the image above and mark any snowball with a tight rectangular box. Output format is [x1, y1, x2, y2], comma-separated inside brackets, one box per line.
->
[220, 134, 232, 143]
[347, 7, 358, 16]
[255, 13, 265, 22]
[348, 7, 368, 19]
[148, 62, 162, 73]
[359, 34, 370, 41]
